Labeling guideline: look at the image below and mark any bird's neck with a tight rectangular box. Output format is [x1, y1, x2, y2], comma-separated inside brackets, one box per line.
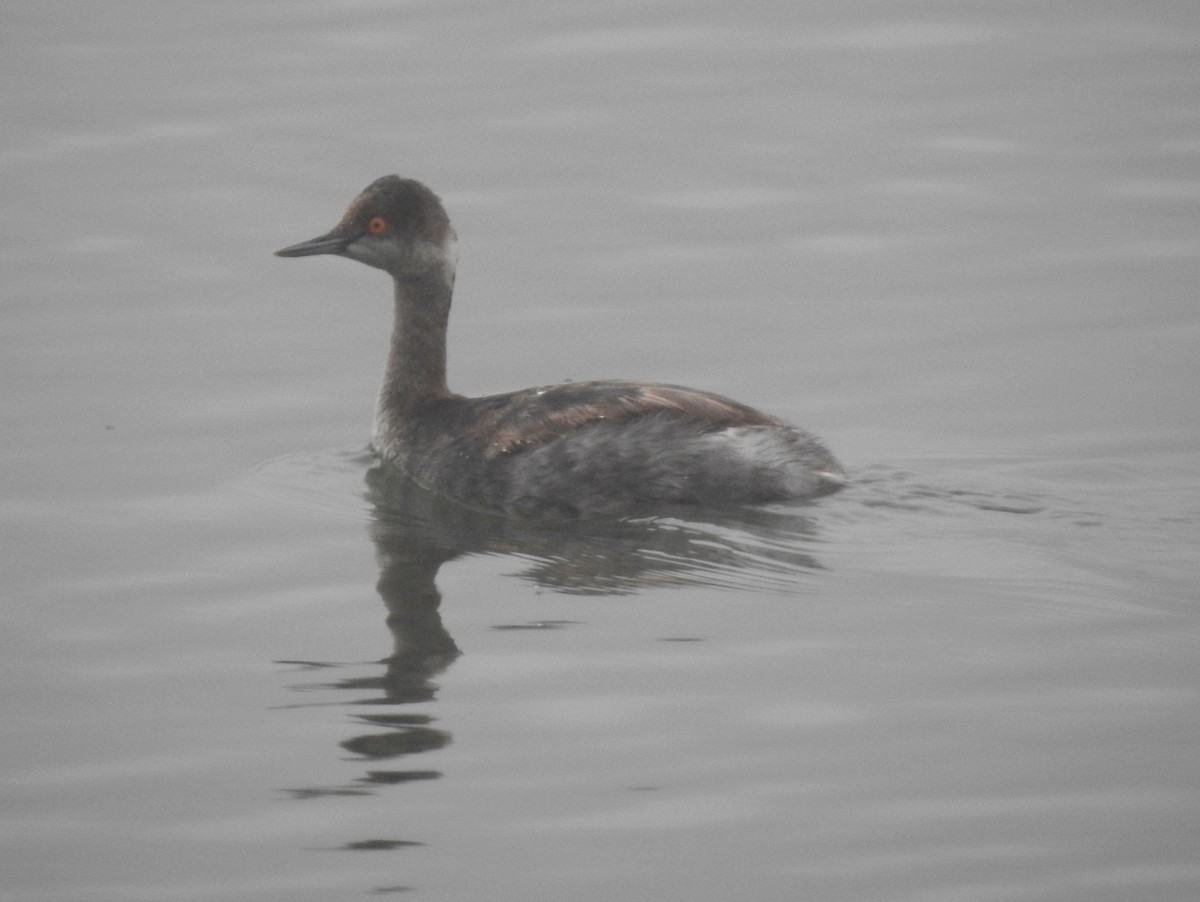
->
[373, 272, 454, 446]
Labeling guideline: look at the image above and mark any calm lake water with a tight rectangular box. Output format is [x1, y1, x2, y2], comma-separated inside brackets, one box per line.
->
[4, 2, 1199, 900]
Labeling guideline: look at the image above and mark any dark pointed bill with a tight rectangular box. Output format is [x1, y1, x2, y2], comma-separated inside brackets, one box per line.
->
[274, 231, 350, 257]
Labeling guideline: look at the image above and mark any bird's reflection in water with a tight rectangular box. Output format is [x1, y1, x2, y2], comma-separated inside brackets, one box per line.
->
[281, 462, 830, 805]
[366, 463, 829, 595]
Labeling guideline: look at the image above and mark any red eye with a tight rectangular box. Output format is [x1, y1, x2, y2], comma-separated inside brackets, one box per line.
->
[366, 216, 387, 235]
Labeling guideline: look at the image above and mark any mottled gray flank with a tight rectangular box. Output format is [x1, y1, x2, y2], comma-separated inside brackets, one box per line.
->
[499, 418, 843, 516]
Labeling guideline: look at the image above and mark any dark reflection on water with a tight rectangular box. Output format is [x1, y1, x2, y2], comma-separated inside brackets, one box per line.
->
[277, 459, 832, 811]
[365, 462, 829, 595]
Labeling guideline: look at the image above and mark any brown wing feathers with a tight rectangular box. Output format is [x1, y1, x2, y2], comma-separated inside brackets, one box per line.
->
[477, 381, 779, 458]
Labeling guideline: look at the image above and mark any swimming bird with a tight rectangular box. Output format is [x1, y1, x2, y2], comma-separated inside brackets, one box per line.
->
[276, 176, 845, 517]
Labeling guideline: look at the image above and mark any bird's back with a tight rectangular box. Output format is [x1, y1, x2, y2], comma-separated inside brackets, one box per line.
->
[376, 380, 845, 517]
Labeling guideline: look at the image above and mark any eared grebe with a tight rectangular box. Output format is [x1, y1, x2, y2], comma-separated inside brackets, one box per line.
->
[276, 176, 846, 517]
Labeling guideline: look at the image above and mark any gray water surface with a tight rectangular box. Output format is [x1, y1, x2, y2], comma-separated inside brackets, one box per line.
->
[3, 2, 1199, 900]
